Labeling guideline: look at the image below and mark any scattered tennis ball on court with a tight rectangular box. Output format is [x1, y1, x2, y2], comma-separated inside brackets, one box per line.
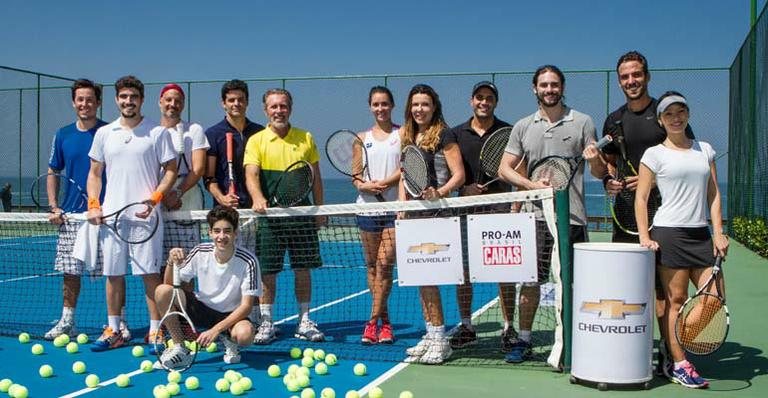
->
[165, 382, 181, 396]
[352, 363, 366, 376]
[115, 374, 130, 387]
[321, 387, 336, 398]
[238, 376, 253, 391]
[39, 364, 54, 378]
[184, 376, 200, 390]
[53, 335, 66, 347]
[288, 364, 301, 375]
[287, 378, 301, 392]
[60, 334, 70, 345]
[290, 347, 302, 358]
[215, 378, 230, 392]
[66, 342, 79, 353]
[301, 356, 315, 368]
[76, 333, 88, 344]
[296, 374, 310, 388]
[324, 353, 338, 365]
[12, 385, 28, 398]
[31, 343, 44, 355]
[315, 362, 328, 375]
[224, 369, 241, 383]
[167, 370, 182, 383]
[301, 387, 316, 398]
[297, 366, 310, 377]
[399, 391, 414, 398]
[72, 361, 86, 374]
[268, 364, 281, 377]
[230, 381, 244, 396]
[7, 384, 21, 397]
[303, 348, 315, 358]
[0, 379, 12, 393]
[313, 349, 326, 360]
[17, 332, 30, 343]
[344, 391, 360, 398]
[140, 359, 154, 372]
[187, 341, 199, 352]
[132, 345, 145, 357]
[206, 342, 218, 352]
[85, 374, 100, 388]
[369, 387, 384, 398]
[153, 385, 171, 398]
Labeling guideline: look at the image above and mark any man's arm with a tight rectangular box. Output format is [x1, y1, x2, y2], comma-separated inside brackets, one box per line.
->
[310, 162, 323, 206]
[244, 164, 268, 212]
[86, 159, 105, 224]
[156, 159, 178, 198]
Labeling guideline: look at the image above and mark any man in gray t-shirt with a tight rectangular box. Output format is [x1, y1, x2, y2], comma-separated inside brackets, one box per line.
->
[497, 65, 601, 364]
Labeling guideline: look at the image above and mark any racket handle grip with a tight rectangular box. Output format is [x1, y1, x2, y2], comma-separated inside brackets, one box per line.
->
[226, 132, 236, 195]
[172, 264, 181, 287]
[595, 134, 612, 149]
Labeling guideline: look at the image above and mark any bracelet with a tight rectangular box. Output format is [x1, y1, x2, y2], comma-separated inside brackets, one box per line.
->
[87, 197, 101, 210]
[149, 191, 164, 205]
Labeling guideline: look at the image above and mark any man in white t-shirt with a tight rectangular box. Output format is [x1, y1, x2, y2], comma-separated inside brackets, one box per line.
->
[157, 206, 260, 366]
[86, 75, 178, 352]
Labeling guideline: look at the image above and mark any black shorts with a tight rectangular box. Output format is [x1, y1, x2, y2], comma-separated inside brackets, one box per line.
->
[651, 226, 714, 269]
[181, 290, 247, 329]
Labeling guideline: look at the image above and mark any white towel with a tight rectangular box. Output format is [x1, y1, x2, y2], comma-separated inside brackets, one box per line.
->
[73, 220, 101, 272]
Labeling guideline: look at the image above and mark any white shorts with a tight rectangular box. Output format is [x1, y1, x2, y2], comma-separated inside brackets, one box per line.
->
[101, 221, 163, 276]
[55, 221, 103, 275]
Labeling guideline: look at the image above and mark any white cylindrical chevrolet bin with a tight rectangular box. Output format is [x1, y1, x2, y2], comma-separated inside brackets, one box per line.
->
[570, 242, 654, 389]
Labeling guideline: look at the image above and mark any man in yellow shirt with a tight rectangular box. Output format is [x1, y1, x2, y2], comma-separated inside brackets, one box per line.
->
[243, 88, 325, 343]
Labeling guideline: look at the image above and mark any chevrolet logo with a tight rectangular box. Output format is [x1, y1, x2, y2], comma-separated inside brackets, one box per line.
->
[580, 299, 646, 319]
[408, 243, 450, 255]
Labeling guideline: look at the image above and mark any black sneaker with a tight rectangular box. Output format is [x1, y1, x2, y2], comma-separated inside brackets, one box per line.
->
[449, 324, 477, 349]
[500, 327, 518, 353]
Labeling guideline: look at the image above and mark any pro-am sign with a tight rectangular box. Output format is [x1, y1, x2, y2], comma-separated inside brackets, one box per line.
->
[466, 212, 538, 283]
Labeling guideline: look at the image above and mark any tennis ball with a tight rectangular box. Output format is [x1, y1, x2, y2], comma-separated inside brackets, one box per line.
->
[18, 332, 30, 343]
[153, 385, 170, 398]
[301, 387, 316, 398]
[288, 364, 301, 375]
[165, 382, 180, 396]
[297, 366, 310, 377]
[290, 347, 302, 358]
[187, 341, 199, 352]
[85, 374, 100, 388]
[287, 378, 301, 392]
[352, 363, 366, 376]
[66, 342, 79, 353]
[321, 387, 336, 398]
[296, 374, 310, 388]
[31, 343, 44, 355]
[315, 362, 328, 375]
[268, 364, 281, 377]
[216, 378, 231, 392]
[206, 342, 218, 352]
[324, 353, 338, 365]
[345, 391, 360, 398]
[184, 376, 200, 390]
[39, 364, 54, 378]
[72, 361, 86, 374]
[12, 385, 28, 398]
[283, 374, 295, 386]
[53, 335, 66, 347]
[0, 379, 12, 393]
[166, 370, 182, 383]
[399, 391, 414, 398]
[369, 387, 384, 398]
[313, 349, 326, 361]
[132, 345, 145, 357]
[224, 369, 241, 383]
[116, 374, 130, 387]
[238, 376, 253, 390]
[303, 348, 315, 358]
[77, 333, 89, 344]
[301, 356, 315, 368]
[60, 334, 70, 345]
[8, 384, 21, 397]
[230, 381, 244, 395]
[140, 359, 154, 372]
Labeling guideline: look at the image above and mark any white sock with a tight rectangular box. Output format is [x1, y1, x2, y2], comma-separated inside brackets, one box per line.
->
[432, 325, 445, 339]
[461, 318, 472, 329]
[260, 304, 273, 321]
[519, 330, 532, 342]
[149, 319, 161, 332]
[503, 321, 510, 331]
[107, 316, 120, 332]
[674, 360, 688, 369]
[62, 307, 75, 323]
[299, 302, 310, 322]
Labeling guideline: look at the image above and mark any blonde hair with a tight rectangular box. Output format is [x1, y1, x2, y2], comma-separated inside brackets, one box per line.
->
[400, 84, 447, 152]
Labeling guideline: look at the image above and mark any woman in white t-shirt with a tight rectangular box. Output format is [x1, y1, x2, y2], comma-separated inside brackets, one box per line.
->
[356, 86, 401, 346]
[636, 91, 728, 389]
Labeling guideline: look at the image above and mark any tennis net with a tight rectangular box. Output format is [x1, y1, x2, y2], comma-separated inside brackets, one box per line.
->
[0, 188, 567, 368]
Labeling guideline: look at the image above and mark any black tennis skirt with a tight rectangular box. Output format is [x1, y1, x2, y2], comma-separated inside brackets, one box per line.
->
[651, 226, 715, 268]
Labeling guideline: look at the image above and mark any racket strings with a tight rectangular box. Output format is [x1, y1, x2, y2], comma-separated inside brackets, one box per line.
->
[401, 147, 429, 196]
[530, 158, 572, 190]
[326, 130, 367, 178]
[274, 162, 314, 206]
[113, 203, 160, 244]
[678, 294, 728, 355]
[479, 128, 512, 178]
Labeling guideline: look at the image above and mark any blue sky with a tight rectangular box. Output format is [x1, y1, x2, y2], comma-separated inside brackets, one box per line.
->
[1, 0, 764, 82]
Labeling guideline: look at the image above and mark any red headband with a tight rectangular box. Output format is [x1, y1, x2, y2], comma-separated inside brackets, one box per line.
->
[160, 83, 184, 98]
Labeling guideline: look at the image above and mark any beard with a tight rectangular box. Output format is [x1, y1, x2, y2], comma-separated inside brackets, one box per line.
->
[536, 91, 562, 107]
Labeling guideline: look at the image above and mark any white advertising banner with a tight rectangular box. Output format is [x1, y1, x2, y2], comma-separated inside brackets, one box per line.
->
[466, 212, 538, 283]
[395, 217, 463, 286]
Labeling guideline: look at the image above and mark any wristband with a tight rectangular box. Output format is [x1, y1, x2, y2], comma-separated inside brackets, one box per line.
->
[87, 197, 101, 210]
[149, 191, 164, 205]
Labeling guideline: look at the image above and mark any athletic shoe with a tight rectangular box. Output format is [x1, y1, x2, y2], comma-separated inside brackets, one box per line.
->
[219, 335, 241, 364]
[405, 336, 430, 357]
[656, 339, 673, 379]
[147, 329, 165, 355]
[504, 340, 532, 363]
[159, 344, 192, 370]
[119, 320, 132, 342]
[378, 322, 395, 344]
[44, 319, 77, 340]
[417, 338, 452, 365]
[295, 319, 325, 342]
[449, 324, 477, 349]
[671, 362, 709, 388]
[500, 327, 518, 353]
[253, 319, 277, 345]
[90, 326, 126, 352]
[361, 321, 378, 345]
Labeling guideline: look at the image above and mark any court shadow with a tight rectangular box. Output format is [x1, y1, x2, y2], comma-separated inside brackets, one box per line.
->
[693, 341, 768, 392]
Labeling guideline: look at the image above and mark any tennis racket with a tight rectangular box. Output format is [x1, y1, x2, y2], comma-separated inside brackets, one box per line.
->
[100, 201, 160, 244]
[401, 145, 430, 198]
[172, 123, 205, 211]
[30, 172, 88, 215]
[269, 160, 315, 207]
[155, 262, 198, 372]
[226, 132, 236, 196]
[477, 126, 513, 188]
[529, 135, 612, 190]
[675, 255, 729, 356]
[325, 129, 384, 201]
[609, 120, 661, 236]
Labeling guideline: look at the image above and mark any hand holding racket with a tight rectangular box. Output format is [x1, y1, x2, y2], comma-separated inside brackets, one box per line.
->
[219, 132, 239, 208]
[529, 135, 612, 190]
[100, 201, 160, 244]
[675, 255, 729, 355]
[326, 129, 385, 201]
[155, 248, 198, 372]
[30, 172, 88, 225]
[401, 145, 431, 199]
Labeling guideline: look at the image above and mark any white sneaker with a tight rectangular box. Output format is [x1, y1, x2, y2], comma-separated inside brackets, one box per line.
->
[295, 319, 325, 342]
[219, 335, 241, 364]
[405, 336, 430, 357]
[159, 344, 192, 370]
[418, 338, 452, 365]
[253, 319, 277, 345]
[119, 320, 132, 342]
[44, 319, 77, 340]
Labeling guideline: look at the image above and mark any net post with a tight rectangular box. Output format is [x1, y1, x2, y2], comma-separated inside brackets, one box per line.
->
[555, 189, 573, 370]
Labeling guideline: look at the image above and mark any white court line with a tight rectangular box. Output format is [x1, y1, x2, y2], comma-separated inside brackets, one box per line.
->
[0, 271, 60, 284]
[60, 368, 145, 398]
